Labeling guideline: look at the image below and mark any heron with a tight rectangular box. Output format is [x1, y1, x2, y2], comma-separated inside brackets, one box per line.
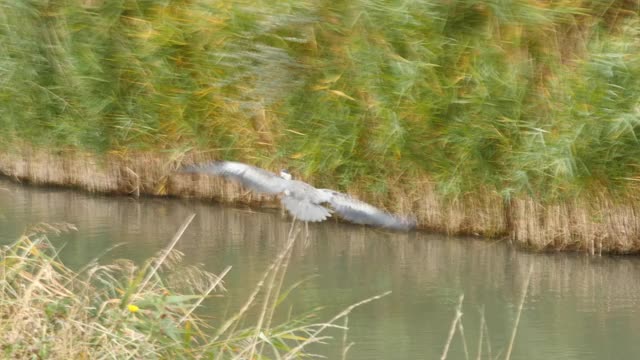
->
[180, 161, 416, 231]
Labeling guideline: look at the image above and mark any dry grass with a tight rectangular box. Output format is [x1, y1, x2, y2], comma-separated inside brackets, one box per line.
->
[510, 194, 640, 254]
[440, 265, 533, 360]
[3, 147, 640, 253]
[0, 216, 389, 359]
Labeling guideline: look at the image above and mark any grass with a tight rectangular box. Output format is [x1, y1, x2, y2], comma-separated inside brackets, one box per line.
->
[0, 215, 390, 359]
[440, 264, 533, 360]
[1, 1, 640, 252]
[1, 1, 639, 197]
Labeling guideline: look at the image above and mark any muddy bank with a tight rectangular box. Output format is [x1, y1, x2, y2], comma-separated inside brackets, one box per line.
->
[1, 147, 639, 254]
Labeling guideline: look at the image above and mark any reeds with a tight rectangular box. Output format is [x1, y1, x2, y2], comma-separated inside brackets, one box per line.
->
[1, 1, 640, 252]
[0, 217, 388, 358]
[440, 265, 533, 360]
[1, 1, 639, 194]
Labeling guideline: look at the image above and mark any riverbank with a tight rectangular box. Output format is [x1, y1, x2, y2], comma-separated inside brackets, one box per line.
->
[2, 147, 639, 254]
[2, 1, 640, 254]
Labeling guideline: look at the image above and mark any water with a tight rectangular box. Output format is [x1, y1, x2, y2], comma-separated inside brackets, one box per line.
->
[1, 177, 639, 359]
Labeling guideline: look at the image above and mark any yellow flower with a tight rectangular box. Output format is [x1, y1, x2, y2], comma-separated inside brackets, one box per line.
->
[127, 304, 140, 313]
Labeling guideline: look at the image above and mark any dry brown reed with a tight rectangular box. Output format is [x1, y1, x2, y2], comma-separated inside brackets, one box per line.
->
[504, 264, 533, 360]
[440, 294, 465, 360]
[2, 146, 640, 253]
[440, 265, 533, 360]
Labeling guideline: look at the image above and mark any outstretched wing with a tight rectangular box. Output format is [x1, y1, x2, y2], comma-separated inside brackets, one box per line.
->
[319, 189, 416, 230]
[180, 161, 288, 194]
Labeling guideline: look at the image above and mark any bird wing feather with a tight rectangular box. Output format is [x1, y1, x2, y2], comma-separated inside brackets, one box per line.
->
[281, 195, 332, 222]
[180, 161, 288, 194]
[320, 189, 416, 230]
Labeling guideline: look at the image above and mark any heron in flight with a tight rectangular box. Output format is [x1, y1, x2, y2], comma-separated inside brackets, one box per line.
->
[180, 161, 416, 231]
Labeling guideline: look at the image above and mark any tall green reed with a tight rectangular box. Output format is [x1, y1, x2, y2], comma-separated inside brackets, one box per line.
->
[0, 0, 638, 201]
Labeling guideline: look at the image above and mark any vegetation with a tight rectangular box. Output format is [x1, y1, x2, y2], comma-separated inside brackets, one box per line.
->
[0, 217, 386, 358]
[1, 1, 640, 251]
[0, 0, 639, 196]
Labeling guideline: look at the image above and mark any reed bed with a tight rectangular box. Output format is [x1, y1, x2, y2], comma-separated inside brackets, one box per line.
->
[0, 216, 388, 359]
[1, 1, 640, 253]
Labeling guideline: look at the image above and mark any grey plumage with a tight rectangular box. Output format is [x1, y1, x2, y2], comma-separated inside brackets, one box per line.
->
[317, 189, 415, 230]
[181, 161, 416, 230]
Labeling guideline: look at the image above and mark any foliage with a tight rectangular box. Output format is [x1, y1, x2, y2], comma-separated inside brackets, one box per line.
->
[0, 0, 639, 199]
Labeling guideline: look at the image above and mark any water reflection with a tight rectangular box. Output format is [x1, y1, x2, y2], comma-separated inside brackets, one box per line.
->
[1, 177, 639, 359]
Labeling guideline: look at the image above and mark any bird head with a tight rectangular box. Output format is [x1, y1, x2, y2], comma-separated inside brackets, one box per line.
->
[279, 169, 292, 180]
